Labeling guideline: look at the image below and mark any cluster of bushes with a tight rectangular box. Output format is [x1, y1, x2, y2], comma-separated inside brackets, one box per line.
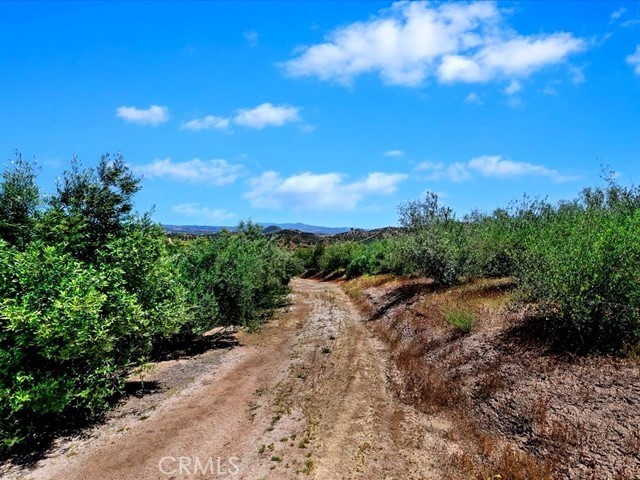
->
[0, 154, 299, 453]
[295, 237, 414, 279]
[175, 222, 302, 334]
[303, 183, 640, 352]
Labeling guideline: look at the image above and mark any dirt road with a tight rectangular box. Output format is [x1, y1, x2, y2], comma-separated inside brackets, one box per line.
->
[6, 279, 449, 480]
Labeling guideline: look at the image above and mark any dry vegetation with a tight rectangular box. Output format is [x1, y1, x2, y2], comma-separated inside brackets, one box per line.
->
[344, 275, 640, 479]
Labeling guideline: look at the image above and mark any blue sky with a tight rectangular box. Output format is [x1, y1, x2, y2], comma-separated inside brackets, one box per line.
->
[1, 1, 639, 228]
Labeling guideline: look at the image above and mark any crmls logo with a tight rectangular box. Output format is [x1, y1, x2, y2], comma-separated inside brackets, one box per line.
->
[158, 456, 241, 476]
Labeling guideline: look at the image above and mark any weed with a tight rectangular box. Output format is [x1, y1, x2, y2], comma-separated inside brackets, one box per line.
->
[302, 459, 314, 475]
[441, 304, 475, 333]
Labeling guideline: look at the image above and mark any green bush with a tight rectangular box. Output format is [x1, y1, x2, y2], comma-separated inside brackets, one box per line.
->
[0, 154, 303, 453]
[0, 155, 191, 453]
[318, 241, 364, 275]
[175, 223, 301, 332]
[398, 192, 468, 286]
[0, 153, 40, 249]
[514, 186, 640, 351]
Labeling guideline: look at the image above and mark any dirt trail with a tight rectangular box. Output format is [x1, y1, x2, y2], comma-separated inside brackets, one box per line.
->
[4, 279, 450, 480]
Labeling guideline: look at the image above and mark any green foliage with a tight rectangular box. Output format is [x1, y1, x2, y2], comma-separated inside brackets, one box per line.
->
[514, 183, 640, 351]
[440, 304, 475, 333]
[42, 153, 141, 263]
[317, 177, 640, 352]
[398, 192, 468, 286]
[0, 153, 40, 249]
[176, 224, 300, 332]
[0, 153, 297, 454]
[318, 241, 364, 275]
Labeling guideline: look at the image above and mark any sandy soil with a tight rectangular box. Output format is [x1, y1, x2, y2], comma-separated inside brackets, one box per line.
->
[2, 279, 452, 480]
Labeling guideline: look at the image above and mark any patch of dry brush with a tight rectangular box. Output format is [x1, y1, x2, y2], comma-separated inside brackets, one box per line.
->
[344, 276, 640, 479]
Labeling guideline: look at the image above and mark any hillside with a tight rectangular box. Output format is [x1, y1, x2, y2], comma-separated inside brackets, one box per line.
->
[163, 223, 352, 236]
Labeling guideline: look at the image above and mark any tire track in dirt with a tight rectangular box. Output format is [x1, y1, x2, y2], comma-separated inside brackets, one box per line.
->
[5, 279, 451, 480]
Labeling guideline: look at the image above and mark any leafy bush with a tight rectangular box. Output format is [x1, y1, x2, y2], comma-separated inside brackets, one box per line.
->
[0, 153, 40, 249]
[398, 192, 468, 286]
[318, 241, 364, 275]
[0, 154, 299, 453]
[175, 222, 301, 332]
[514, 185, 640, 351]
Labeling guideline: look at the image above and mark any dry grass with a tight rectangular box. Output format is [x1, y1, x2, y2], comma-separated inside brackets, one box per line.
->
[354, 276, 569, 478]
[343, 274, 397, 301]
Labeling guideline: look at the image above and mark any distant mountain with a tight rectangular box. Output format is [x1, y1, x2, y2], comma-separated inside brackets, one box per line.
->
[163, 222, 352, 236]
[262, 223, 350, 235]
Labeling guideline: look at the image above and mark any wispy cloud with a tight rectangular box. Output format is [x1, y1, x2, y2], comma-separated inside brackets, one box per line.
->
[244, 30, 259, 47]
[182, 103, 301, 132]
[627, 45, 640, 75]
[384, 149, 404, 157]
[133, 158, 244, 185]
[284, 1, 585, 88]
[116, 105, 169, 126]
[234, 103, 300, 129]
[244, 171, 408, 211]
[298, 124, 316, 134]
[465, 92, 483, 105]
[181, 115, 230, 131]
[416, 155, 578, 183]
[172, 203, 236, 221]
[611, 6, 627, 21]
[504, 80, 522, 96]
[415, 161, 471, 182]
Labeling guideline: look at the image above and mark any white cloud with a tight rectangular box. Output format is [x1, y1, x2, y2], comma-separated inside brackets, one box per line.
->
[504, 79, 521, 95]
[569, 65, 585, 84]
[234, 103, 300, 129]
[244, 171, 408, 211]
[416, 155, 577, 183]
[384, 149, 404, 157]
[284, 1, 585, 88]
[244, 30, 259, 47]
[627, 45, 640, 75]
[133, 158, 244, 185]
[468, 155, 575, 182]
[611, 7, 627, 21]
[116, 105, 169, 126]
[415, 161, 471, 182]
[298, 124, 316, 134]
[464, 92, 483, 104]
[181, 115, 230, 131]
[172, 203, 236, 221]
[180, 103, 302, 133]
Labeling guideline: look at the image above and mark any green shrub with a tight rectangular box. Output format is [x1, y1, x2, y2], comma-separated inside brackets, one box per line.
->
[0, 241, 128, 449]
[515, 192, 640, 351]
[0, 153, 40, 249]
[318, 241, 364, 275]
[175, 223, 300, 331]
[398, 193, 468, 286]
[0, 154, 300, 454]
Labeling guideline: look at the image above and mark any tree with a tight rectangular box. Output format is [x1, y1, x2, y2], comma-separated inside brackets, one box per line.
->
[44, 153, 141, 263]
[0, 152, 40, 248]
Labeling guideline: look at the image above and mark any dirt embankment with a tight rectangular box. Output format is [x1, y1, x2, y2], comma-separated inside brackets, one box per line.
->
[348, 275, 640, 479]
[2, 279, 457, 480]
